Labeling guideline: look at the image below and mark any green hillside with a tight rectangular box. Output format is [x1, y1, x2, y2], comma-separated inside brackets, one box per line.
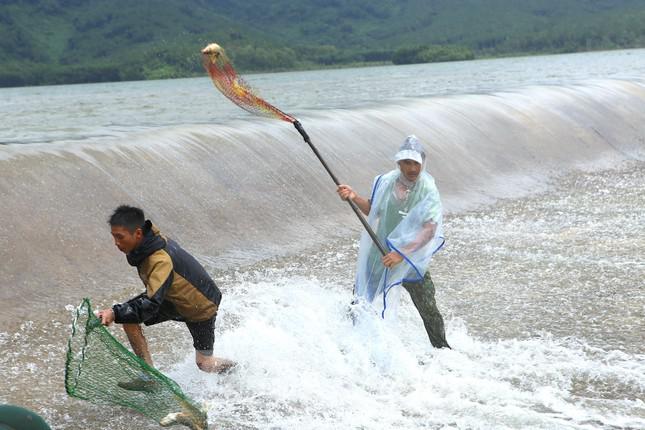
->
[1, 0, 644, 87]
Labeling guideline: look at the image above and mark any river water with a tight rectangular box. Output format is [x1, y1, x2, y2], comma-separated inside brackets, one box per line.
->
[0, 49, 644, 429]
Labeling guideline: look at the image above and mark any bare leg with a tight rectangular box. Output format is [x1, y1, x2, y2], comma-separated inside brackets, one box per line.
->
[122, 323, 153, 366]
[195, 350, 236, 373]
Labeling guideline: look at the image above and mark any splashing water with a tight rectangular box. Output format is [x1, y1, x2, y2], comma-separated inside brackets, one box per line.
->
[0, 162, 643, 430]
[168, 278, 644, 430]
[160, 162, 645, 430]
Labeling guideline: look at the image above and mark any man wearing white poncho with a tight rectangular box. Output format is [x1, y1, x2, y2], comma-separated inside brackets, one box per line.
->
[337, 135, 450, 348]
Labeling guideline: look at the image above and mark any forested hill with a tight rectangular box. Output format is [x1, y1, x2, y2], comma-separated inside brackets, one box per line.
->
[1, 0, 644, 87]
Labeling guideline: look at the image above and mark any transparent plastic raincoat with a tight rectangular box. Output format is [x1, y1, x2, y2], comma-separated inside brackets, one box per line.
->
[354, 136, 445, 317]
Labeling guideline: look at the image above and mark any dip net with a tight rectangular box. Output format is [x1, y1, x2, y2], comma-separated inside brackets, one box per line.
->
[64, 298, 207, 429]
[202, 43, 295, 123]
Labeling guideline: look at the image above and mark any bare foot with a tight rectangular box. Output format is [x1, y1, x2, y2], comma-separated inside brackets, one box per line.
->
[196, 354, 237, 374]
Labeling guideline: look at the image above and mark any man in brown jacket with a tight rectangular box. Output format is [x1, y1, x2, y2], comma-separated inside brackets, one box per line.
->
[98, 205, 233, 380]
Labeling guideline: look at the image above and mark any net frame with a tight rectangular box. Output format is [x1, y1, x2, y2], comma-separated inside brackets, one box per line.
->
[201, 43, 295, 123]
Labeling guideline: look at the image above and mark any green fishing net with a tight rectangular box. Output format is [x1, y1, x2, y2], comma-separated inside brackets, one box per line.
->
[65, 298, 208, 430]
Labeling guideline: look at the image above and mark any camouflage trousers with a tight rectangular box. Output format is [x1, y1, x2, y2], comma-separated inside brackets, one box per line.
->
[402, 272, 450, 349]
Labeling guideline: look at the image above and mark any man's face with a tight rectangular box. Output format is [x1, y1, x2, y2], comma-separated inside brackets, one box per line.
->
[111, 225, 143, 254]
[398, 159, 422, 182]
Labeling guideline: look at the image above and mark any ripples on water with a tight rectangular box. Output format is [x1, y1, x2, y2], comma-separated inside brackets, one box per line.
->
[1, 49, 644, 145]
[437, 161, 645, 355]
[1, 162, 643, 429]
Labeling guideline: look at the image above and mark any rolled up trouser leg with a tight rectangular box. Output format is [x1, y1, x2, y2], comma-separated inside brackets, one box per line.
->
[402, 272, 450, 349]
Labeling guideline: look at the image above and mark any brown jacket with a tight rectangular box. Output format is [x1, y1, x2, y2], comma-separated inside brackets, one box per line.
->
[113, 221, 221, 324]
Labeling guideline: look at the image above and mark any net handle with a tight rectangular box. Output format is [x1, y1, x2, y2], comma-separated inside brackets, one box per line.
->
[293, 121, 387, 256]
[202, 43, 387, 256]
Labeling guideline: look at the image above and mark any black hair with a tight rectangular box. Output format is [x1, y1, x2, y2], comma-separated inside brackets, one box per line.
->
[108, 205, 145, 232]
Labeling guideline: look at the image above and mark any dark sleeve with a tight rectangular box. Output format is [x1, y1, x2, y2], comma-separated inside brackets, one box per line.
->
[113, 254, 174, 324]
[112, 293, 162, 324]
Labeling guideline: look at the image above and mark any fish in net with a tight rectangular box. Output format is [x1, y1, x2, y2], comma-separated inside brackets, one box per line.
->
[65, 298, 208, 429]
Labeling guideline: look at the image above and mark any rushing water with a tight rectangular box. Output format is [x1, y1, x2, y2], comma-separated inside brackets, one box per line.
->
[0, 49, 644, 429]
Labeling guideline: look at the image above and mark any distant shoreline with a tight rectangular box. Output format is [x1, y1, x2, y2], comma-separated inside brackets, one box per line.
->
[2, 46, 643, 90]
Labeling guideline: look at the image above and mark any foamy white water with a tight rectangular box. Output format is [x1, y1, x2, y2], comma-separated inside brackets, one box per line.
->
[0, 164, 643, 430]
[163, 163, 644, 430]
[166, 279, 644, 430]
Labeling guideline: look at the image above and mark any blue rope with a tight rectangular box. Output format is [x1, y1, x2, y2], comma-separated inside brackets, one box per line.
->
[380, 238, 445, 318]
[370, 174, 383, 203]
[367, 174, 447, 318]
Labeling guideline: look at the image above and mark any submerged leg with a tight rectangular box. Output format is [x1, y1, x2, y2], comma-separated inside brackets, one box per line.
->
[402, 272, 451, 349]
[187, 317, 236, 373]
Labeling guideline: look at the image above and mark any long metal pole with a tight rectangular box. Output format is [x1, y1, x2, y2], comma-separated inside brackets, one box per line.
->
[293, 120, 388, 256]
